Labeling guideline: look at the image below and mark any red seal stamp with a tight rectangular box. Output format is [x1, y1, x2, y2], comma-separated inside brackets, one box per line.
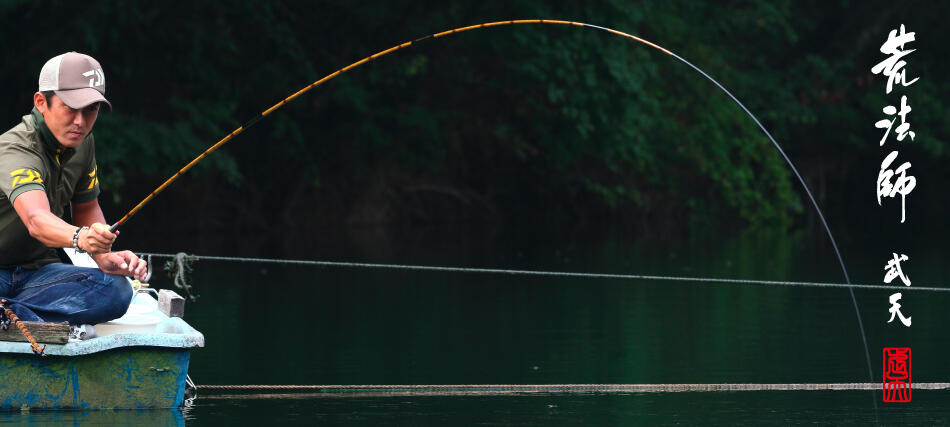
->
[883, 347, 911, 402]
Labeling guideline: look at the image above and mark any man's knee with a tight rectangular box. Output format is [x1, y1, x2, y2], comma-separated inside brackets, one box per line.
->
[100, 274, 133, 320]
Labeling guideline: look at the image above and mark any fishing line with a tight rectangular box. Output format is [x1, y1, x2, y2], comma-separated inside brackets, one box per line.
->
[140, 252, 949, 293]
[108, 19, 875, 397]
[660, 48, 876, 399]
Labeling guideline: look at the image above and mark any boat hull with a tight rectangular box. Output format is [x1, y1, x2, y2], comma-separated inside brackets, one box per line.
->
[0, 346, 190, 410]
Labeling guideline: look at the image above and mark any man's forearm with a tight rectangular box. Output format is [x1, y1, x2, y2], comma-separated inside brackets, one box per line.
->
[14, 192, 114, 254]
[22, 209, 81, 249]
[26, 199, 109, 249]
[12, 190, 85, 249]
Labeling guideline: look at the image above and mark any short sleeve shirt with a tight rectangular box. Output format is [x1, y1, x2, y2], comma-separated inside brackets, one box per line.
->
[0, 108, 100, 269]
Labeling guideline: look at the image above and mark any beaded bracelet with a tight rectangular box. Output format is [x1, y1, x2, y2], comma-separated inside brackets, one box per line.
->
[73, 226, 89, 253]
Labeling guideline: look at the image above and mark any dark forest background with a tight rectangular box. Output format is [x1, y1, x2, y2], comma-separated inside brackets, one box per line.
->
[1, 1, 947, 243]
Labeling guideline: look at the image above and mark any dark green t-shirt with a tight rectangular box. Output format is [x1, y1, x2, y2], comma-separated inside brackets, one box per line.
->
[0, 108, 100, 269]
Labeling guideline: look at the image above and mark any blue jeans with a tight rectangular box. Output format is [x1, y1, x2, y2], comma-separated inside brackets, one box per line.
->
[0, 263, 132, 324]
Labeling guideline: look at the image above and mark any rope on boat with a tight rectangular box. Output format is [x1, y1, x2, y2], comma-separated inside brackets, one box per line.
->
[0, 299, 45, 356]
[140, 252, 950, 293]
[193, 383, 950, 393]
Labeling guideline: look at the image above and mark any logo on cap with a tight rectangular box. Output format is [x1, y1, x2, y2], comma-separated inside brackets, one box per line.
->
[82, 69, 104, 88]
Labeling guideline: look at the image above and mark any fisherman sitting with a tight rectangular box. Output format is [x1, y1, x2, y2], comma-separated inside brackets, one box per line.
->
[0, 52, 147, 327]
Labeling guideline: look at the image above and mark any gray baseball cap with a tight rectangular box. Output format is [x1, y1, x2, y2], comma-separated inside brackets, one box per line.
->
[38, 52, 112, 110]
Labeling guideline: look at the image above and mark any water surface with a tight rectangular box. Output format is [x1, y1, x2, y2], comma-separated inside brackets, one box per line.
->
[12, 223, 950, 424]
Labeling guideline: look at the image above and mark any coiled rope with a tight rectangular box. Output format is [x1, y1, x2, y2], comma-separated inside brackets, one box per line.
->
[141, 252, 949, 293]
[163, 253, 198, 301]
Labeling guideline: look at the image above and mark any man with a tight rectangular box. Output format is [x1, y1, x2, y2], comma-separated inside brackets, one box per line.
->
[0, 52, 147, 326]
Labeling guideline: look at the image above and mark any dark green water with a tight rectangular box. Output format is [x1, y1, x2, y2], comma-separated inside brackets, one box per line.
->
[9, 223, 950, 424]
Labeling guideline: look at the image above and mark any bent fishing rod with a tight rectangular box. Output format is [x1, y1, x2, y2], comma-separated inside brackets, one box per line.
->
[108, 20, 672, 233]
[106, 19, 875, 388]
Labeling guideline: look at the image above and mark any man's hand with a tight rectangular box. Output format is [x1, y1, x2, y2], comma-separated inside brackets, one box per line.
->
[79, 222, 116, 255]
[93, 250, 148, 280]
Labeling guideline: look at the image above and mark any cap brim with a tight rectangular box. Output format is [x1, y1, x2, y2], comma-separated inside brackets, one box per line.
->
[55, 88, 112, 111]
